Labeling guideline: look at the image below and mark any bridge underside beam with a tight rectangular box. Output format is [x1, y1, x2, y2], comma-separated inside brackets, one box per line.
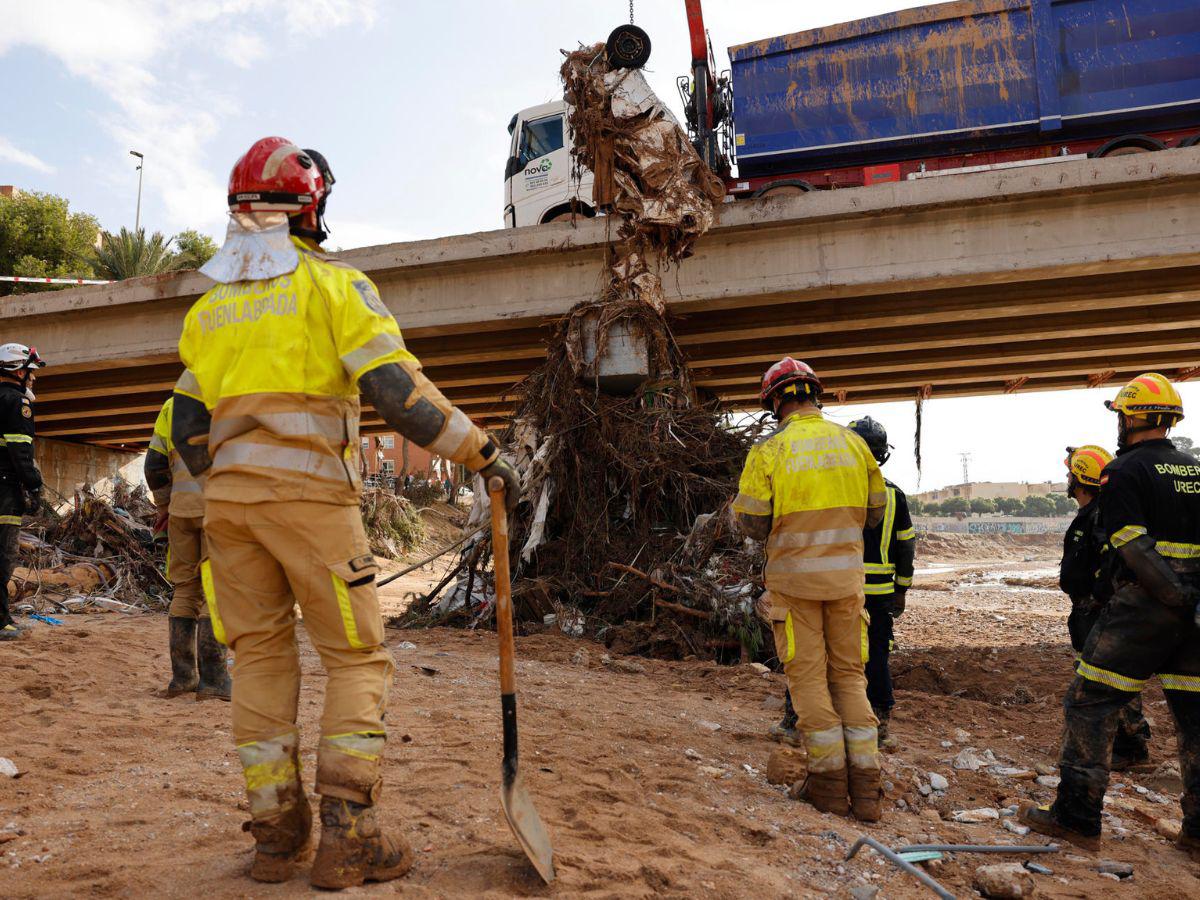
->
[9, 150, 1200, 448]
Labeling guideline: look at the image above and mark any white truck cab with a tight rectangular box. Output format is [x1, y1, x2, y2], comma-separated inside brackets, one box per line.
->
[503, 100, 595, 228]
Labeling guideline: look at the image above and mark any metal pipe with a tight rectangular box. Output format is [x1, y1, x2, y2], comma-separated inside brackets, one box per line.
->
[845, 835, 955, 900]
[896, 843, 1061, 855]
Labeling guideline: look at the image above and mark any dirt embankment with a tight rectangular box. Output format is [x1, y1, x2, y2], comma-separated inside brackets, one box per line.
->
[2, 534, 1197, 898]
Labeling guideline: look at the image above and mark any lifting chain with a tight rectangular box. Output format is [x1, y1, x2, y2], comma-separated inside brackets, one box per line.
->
[629, 0, 635, 24]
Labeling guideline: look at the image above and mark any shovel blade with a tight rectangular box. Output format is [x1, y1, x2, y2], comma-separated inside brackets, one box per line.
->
[501, 771, 556, 883]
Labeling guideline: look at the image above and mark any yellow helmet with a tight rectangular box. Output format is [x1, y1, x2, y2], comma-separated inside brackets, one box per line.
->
[1064, 445, 1113, 488]
[1105, 372, 1184, 425]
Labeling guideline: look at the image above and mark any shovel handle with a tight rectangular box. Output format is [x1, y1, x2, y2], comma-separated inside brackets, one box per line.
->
[489, 477, 516, 696]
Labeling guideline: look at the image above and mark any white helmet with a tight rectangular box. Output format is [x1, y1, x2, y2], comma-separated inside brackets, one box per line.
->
[0, 343, 45, 372]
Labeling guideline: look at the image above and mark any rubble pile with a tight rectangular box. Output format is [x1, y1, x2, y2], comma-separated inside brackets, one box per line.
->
[401, 44, 768, 661]
[360, 487, 425, 559]
[14, 483, 169, 613]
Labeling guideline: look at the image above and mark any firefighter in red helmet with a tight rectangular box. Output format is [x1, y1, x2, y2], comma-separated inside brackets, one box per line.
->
[174, 137, 520, 888]
[733, 357, 887, 820]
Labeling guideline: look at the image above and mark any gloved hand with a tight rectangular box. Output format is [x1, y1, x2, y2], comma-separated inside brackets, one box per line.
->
[152, 508, 170, 544]
[23, 485, 42, 513]
[890, 589, 907, 618]
[480, 456, 521, 513]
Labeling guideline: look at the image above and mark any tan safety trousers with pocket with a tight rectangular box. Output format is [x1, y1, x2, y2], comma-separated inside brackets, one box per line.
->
[203, 499, 395, 811]
[769, 589, 879, 774]
[167, 514, 209, 619]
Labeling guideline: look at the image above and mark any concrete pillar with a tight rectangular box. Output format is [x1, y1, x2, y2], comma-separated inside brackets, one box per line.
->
[35, 438, 143, 503]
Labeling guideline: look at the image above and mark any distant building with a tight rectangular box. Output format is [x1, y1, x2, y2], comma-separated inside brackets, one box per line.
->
[357, 433, 468, 486]
[0, 185, 18, 199]
[915, 480, 1067, 504]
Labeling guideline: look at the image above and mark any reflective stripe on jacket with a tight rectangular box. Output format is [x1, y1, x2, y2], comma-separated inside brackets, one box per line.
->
[863, 481, 915, 594]
[733, 410, 885, 600]
[177, 237, 492, 505]
[149, 397, 206, 517]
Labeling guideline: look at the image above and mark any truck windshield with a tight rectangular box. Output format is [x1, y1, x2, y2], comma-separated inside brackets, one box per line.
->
[518, 116, 563, 168]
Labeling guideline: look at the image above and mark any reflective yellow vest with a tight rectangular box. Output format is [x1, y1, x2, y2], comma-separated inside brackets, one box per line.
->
[148, 396, 205, 518]
[733, 410, 886, 600]
[176, 237, 491, 505]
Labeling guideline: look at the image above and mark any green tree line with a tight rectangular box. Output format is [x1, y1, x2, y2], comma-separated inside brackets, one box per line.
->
[0, 190, 217, 295]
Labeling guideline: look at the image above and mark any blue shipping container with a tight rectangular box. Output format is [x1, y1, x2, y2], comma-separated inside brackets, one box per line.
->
[729, 0, 1200, 177]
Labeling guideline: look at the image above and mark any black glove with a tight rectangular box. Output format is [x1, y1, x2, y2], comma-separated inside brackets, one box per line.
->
[480, 456, 521, 513]
[890, 589, 907, 618]
[23, 485, 42, 513]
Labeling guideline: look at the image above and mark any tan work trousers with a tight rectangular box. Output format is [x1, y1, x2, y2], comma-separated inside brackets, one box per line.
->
[770, 590, 878, 770]
[204, 499, 395, 804]
[167, 514, 208, 619]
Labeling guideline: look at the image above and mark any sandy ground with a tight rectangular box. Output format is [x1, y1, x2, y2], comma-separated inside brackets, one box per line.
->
[3, 532, 1200, 898]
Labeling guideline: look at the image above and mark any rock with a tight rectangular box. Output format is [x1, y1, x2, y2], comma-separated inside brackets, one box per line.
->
[954, 728, 972, 743]
[697, 720, 722, 732]
[0, 758, 18, 778]
[973, 862, 1036, 899]
[765, 748, 806, 786]
[940, 740, 953, 748]
[1099, 872, 1121, 882]
[749, 662, 771, 675]
[609, 657, 645, 675]
[920, 808, 943, 822]
[1003, 819, 1030, 836]
[849, 887, 879, 900]
[1155, 818, 1182, 840]
[570, 648, 590, 666]
[1146, 760, 1185, 795]
[1095, 860, 1133, 878]
[1034, 762, 1057, 776]
[762, 695, 785, 711]
[698, 765, 725, 778]
[1035, 775, 1061, 788]
[953, 747, 997, 771]
[394, 641, 417, 650]
[918, 782, 932, 796]
[992, 767, 1035, 780]
[929, 773, 949, 791]
[953, 807, 1000, 824]
[684, 748, 701, 760]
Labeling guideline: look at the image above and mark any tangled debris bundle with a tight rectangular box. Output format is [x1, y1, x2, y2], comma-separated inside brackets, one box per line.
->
[360, 487, 424, 559]
[15, 484, 169, 612]
[401, 44, 770, 661]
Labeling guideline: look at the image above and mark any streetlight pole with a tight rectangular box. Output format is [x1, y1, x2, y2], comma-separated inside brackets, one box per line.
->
[129, 150, 144, 232]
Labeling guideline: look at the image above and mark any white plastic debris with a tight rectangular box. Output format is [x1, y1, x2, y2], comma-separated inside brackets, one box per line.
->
[0, 758, 18, 778]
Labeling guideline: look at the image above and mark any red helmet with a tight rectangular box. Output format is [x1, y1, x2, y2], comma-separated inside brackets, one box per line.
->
[227, 136, 325, 214]
[760, 357, 822, 410]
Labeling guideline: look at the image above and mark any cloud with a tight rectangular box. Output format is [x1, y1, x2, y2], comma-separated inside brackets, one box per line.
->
[0, 0, 377, 231]
[0, 136, 55, 173]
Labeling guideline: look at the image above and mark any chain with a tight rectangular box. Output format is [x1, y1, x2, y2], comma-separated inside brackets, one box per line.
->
[629, 0, 634, 24]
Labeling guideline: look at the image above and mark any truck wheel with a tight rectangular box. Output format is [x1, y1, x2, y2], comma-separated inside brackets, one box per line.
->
[542, 203, 595, 224]
[606, 25, 651, 69]
[1091, 134, 1166, 157]
[753, 179, 815, 198]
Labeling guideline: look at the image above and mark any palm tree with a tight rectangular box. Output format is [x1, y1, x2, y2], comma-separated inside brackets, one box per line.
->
[89, 227, 183, 280]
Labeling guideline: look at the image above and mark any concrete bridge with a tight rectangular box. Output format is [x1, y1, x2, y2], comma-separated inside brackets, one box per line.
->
[8, 149, 1200, 450]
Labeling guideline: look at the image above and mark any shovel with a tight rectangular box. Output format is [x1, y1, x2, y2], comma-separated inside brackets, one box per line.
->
[488, 476, 556, 883]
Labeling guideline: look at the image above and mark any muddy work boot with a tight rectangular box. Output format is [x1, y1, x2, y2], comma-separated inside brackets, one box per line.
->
[1018, 801, 1101, 850]
[848, 767, 883, 822]
[788, 768, 850, 817]
[244, 797, 313, 883]
[195, 617, 231, 701]
[771, 690, 802, 746]
[0, 621, 23, 641]
[310, 797, 413, 889]
[873, 707, 898, 751]
[166, 616, 199, 697]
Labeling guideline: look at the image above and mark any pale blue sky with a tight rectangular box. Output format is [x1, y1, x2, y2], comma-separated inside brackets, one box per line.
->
[3, 0, 1197, 491]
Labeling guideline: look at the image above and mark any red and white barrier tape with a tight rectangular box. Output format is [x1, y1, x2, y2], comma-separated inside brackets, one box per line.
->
[0, 275, 114, 285]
